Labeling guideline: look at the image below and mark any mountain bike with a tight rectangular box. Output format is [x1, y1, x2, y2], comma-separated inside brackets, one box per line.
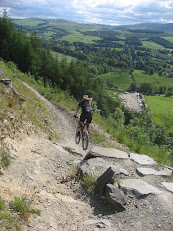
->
[75, 121, 89, 150]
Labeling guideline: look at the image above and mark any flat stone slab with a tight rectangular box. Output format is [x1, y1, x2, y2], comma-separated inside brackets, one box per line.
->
[130, 153, 156, 165]
[79, 157, 129, 178]
[85, 146, 129, 160]
[119, 179, 161, 198]
[161, 182, 173, 193]
[137, 167, 172, 177]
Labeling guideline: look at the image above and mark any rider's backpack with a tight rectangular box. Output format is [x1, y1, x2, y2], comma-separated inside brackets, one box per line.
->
[81, 100, 93, 113]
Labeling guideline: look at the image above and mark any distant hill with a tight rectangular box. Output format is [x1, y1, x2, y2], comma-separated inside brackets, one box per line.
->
[12, 18, 173, 36]
[110, 23, 173, 34]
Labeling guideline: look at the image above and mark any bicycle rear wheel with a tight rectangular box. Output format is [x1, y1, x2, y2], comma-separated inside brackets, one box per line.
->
[82, 131, 89, 150]
[75, 132, 80, 144]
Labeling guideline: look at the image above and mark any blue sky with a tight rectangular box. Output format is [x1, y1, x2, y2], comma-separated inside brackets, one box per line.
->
[0, 0, 173, 25]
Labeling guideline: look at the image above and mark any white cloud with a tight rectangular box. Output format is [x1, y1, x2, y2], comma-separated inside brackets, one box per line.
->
[0, 0, 173, 25]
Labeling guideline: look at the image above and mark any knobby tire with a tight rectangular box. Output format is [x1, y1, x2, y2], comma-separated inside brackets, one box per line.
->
[82, 131, 89, 150]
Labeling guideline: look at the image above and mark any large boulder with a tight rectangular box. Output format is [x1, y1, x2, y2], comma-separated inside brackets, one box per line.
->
[78, 157, 128, 179]
[105, 184, 126, 211]
[95, 167, 115, 195]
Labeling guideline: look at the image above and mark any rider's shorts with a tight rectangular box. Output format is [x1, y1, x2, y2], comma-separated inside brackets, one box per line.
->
[80, 112, 92, 124]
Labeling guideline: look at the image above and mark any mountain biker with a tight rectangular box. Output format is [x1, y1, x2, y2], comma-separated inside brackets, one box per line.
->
[74, 94, 93, 135]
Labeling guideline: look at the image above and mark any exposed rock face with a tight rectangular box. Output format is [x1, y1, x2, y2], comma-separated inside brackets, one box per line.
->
[95, 167, 115, 195]
[105, 184, 126, 211]
[77, 145, 173, 216]
[78, 157, 129, 179]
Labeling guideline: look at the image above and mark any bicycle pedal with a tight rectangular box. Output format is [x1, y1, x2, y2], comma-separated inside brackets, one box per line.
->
[76, 131, 80, 136]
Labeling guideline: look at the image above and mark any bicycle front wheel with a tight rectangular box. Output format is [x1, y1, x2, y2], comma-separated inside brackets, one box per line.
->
[82, 131, 89, 150]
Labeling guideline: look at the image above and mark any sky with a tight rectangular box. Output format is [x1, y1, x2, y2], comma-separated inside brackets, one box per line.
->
[0, 0, 173, 25]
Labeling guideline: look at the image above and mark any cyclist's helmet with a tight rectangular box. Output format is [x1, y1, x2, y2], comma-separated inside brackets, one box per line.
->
[83, 94, 89, 100]
[83, 94, 92, 101]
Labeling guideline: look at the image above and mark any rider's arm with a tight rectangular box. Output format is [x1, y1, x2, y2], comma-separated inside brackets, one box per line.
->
[74, 105, 80, 117]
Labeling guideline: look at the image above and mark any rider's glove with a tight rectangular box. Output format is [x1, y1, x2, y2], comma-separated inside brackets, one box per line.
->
[74, 115, 77, 118]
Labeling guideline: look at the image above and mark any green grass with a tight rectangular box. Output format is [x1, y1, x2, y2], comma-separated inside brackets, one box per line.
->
[11, 197, 40, 222]
[99, 69, 173, 92]
[13, 19, 102, 35]
[0, 61, 58, 140]
[99, 71, 132, 89]
[162, 37, 173, 43]
[60, 33, 102, 44]
[142, 41, 166, 50]
[145, 95, 173, 133]
[13, 19, 45, 27]
[134, 70, 173, 88]
[0, 197, 21, 231]
[51, 51, 77, 62]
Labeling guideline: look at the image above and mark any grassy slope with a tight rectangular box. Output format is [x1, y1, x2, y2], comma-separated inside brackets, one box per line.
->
[99, 71, 132, 89]
[13, 19, 102, 34]
[51, 51, 77, 62]
[142, 41, 166, 50]
[0, 61, 56, 138]
[60, 33, 102, 44]
[0, 60, 57, 229]
[134, 70, 173, 88]
[99, 70, 173, 90]
[145, 95, 173, 133]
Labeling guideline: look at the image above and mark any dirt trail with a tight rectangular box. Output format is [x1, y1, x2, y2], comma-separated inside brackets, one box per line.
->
[1, 82, 173, 231]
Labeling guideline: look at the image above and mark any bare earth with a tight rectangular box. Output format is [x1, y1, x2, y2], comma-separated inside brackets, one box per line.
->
[121, 92, 144, 112]
[0, 83, 173, 231]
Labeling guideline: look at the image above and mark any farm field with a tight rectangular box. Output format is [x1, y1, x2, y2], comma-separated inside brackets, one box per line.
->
[142, 41, 166, 50]
[13, 18, 45, 27]
[134, 70, 173, 88]
[51, 51, 77, 62]
[60, 33, 102, 44]
[145, 95, 173, 133]
[162, 37, 173, 43]
[99, 70, 173, 90]
[99, 71, 132, 89]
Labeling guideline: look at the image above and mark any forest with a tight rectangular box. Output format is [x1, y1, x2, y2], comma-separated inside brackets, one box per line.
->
[0, 11, 173, 165]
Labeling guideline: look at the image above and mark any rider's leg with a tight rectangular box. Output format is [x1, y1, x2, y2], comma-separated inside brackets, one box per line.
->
[76, 113, 85, 134]
[86, 123, 90, 133]
[77, 121, 83, 132]
[86, 113, 92, 133]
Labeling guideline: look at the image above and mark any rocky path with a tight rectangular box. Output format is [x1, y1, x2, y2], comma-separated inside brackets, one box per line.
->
[0, 82, 173, 231]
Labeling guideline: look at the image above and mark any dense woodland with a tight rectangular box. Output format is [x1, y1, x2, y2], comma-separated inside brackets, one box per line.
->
[0, 11, 173, 165]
